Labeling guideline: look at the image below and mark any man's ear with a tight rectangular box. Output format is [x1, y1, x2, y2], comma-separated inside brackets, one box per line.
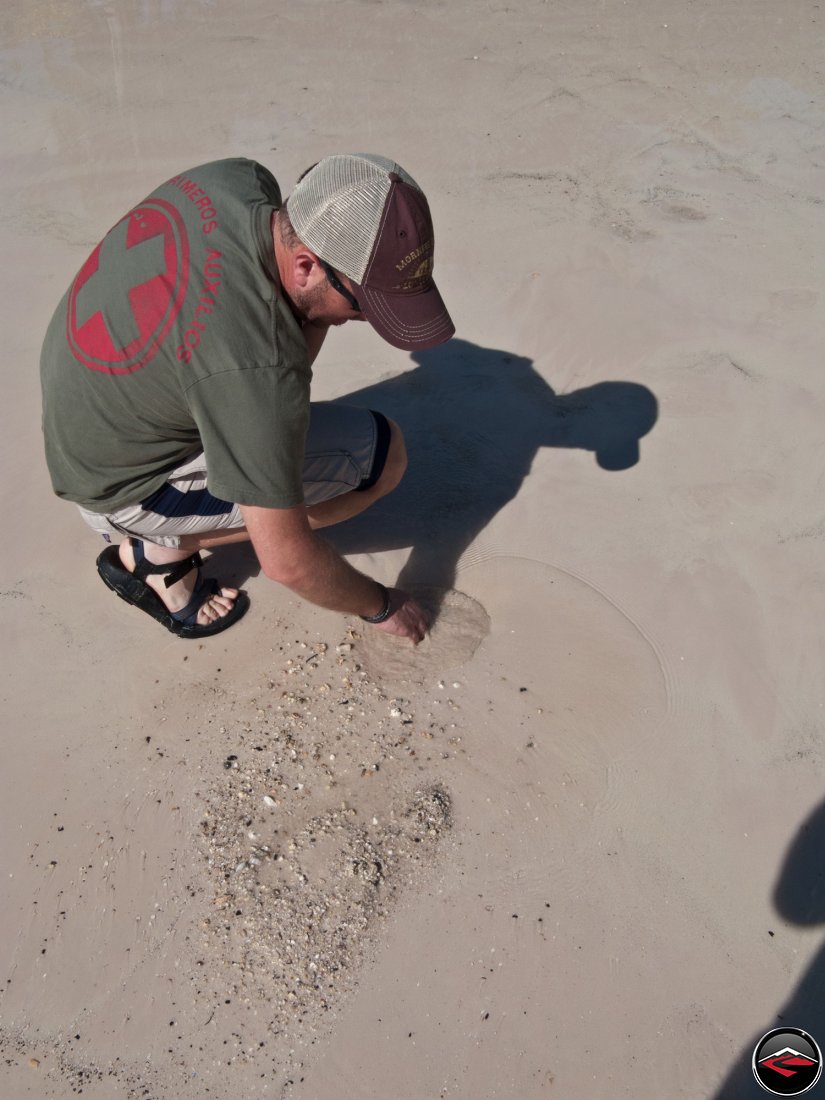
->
[292, 248, 323, 290]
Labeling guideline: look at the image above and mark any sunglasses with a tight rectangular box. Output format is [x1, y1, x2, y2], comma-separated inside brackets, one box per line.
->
[321, 260, 361, 313]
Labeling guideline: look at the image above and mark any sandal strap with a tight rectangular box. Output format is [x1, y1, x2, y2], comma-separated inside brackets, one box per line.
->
[170, 574, 219, 626]
[131, 541, 202, 589]
[161, 553, 203, 589]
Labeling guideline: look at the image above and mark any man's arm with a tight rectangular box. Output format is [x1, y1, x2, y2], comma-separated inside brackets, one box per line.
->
[241, 503, 428, 642]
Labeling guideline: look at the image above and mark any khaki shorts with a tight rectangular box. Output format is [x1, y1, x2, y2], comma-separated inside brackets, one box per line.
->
[79, 402, 391, 548]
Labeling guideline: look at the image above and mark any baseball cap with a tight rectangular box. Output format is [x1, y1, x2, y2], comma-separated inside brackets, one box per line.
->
[285, 154, 455, 351]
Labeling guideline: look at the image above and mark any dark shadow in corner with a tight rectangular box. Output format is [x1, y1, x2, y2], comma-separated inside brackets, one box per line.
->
[712, 797, 825, 1098]
[323, 337, 657, 613]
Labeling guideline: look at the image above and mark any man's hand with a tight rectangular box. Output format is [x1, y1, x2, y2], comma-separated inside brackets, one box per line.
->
[242, 505, 428, 644]
[372, 588, 429, 644]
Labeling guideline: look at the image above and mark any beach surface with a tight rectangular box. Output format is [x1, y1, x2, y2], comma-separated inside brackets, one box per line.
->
[2, 2, 825, 1097]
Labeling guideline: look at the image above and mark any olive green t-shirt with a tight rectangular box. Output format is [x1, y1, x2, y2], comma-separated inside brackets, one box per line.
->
[40, 158, 311, 512]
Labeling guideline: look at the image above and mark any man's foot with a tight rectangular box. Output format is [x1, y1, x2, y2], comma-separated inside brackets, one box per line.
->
[118, 539, 239, 628]
[96, 539, 249, 638]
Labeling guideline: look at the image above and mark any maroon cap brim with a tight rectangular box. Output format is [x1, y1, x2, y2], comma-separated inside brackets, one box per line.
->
[355, 280, 455, 352]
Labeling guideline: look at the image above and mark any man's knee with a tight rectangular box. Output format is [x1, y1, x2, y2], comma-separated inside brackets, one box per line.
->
[374, 417, 407, 496]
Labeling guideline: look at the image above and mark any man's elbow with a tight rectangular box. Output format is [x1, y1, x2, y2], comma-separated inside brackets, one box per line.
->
[243, 504, 320, 588]
[259, 558, 309, 588]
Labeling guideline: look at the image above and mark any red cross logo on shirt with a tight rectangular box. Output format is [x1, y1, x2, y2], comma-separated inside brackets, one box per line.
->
[66, 198, 190, 374]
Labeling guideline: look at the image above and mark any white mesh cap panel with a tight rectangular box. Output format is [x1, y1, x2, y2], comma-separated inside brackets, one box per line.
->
[287, 154, 420, 282]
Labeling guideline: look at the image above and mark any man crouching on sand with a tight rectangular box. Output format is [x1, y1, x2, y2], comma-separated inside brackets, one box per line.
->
[40, 154, 453, 644]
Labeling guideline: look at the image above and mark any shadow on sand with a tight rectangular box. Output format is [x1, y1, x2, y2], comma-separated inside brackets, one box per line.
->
[712, 796, 825, 1098]
[325, 337, 657, 602]
[221, 337, 658, 613]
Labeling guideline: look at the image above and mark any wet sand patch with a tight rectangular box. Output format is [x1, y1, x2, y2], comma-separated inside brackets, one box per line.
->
[360, 587, 491, 686]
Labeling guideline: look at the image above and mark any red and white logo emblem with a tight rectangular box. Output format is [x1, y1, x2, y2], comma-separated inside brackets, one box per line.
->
[753, 1028, 822, 1095]
[66, 198, 189, 374]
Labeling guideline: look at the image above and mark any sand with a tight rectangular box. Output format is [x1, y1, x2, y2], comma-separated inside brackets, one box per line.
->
[2, 1, 825, 1097]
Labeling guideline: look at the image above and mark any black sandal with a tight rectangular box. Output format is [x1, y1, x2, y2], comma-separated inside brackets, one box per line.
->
[96, 540, 249, 638]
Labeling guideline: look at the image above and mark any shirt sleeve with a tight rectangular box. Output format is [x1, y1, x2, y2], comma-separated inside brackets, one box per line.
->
[184, 358, 311, 508]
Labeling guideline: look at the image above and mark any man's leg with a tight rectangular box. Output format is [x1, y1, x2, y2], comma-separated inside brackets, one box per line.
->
[304, 416, 407, 529]
[90, 403, 405, 626]
[178, 416, 406, 550]
[82, 454, 250, 628]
